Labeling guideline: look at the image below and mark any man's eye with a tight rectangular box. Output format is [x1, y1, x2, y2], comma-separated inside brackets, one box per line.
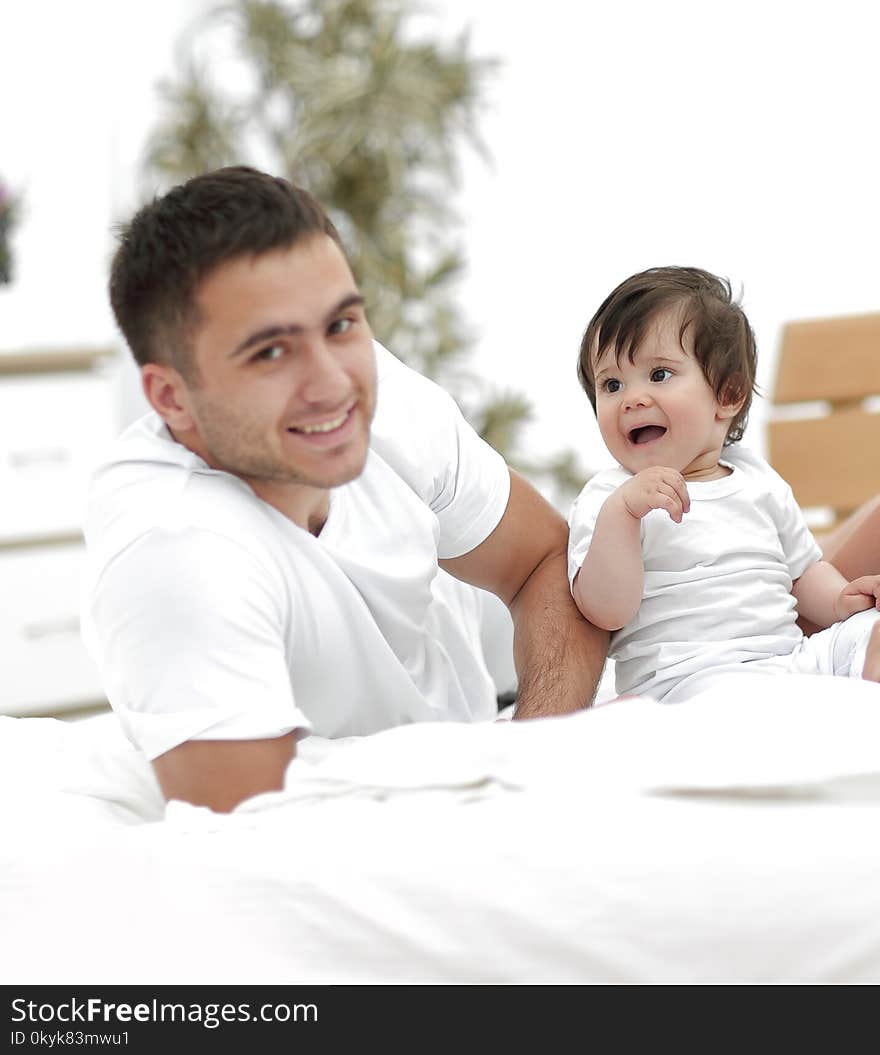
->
[650, 368, 672, 383]
[328, 317, 353, 336]
[254, 345, 284, 363]
[603, 378, 621, 393]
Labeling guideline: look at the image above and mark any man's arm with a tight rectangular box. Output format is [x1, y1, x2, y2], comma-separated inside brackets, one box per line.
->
[817, 496, 880, 581]
[87, 528, 308, 814]
[440, 469, 608, 718]
[152, 734, 298, 813]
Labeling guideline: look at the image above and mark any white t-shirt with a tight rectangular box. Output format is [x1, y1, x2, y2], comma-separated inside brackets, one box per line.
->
[82, 342, 511, 759]
[567, 445, 822, 700]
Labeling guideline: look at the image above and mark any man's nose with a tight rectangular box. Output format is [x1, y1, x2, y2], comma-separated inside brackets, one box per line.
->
[300, 339, 349, 404]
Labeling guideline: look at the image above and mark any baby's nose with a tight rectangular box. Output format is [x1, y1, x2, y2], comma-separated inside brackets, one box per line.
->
[623, 387, 652, 410]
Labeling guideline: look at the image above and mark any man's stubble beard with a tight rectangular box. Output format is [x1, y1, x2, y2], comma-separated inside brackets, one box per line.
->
[189, 391, 372, 489]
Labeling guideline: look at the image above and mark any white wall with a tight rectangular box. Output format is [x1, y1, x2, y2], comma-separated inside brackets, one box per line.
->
[440, 0, 880, 475]
[2, 0, 878, 483]
[1, 2, 202, 338]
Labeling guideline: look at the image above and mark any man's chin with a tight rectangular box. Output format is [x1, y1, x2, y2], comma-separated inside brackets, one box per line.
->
[303, 441, 370, 490]
[317, 461, 368, 490]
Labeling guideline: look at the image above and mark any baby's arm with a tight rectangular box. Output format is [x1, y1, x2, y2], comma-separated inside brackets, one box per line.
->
[793, 562, 880, 628]
[572, 467, 690, 632]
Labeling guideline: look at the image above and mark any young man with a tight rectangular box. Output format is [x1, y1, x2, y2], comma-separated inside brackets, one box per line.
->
[83, 166, 607, 811]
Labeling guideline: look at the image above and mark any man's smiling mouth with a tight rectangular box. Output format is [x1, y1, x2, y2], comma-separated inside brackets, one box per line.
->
[289, 405, 354, 435]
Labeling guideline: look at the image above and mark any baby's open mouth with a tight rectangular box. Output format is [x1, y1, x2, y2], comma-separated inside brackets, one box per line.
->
[629, 425, 667, 445]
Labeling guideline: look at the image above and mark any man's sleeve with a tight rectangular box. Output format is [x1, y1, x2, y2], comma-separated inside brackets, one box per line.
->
[88, 528, 310, 760]
[368, 342, 510, 559]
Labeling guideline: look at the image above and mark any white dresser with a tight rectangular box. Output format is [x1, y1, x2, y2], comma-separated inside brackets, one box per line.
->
[0, 348, 120, 716]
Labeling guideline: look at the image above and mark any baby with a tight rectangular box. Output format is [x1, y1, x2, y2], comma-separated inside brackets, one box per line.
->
[568, 266, 880, 702]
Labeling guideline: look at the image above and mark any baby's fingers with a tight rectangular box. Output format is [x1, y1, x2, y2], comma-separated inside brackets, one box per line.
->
[661, 470, 690, 515]
[656, 485, 686, 523]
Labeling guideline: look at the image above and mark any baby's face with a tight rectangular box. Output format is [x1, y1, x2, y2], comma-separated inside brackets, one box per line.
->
[592, 309, 733, 480]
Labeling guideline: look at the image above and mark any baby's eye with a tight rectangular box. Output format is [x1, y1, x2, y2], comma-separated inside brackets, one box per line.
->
[650, 367, 672, 383]
[328, 317, 353, 336]
[253, 344, 284, 363]
[602, 378, 622, 394]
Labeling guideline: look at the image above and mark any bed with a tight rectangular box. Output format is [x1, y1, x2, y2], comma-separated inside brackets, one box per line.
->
[3, 671, 880, 984]
[5, 311, 879, 985]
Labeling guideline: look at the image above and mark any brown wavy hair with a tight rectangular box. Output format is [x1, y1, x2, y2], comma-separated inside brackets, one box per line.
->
[110, 166, 346, 381]
[577, 266, 758, 444]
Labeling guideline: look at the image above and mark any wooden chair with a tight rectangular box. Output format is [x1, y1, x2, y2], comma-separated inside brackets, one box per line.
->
[768, 311, 880, 635]
[768, 311, 880, 534]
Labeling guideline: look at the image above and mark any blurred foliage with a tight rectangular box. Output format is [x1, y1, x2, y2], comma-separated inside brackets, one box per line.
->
[141, 0, 588, 502]
[0, 179, 20, 286]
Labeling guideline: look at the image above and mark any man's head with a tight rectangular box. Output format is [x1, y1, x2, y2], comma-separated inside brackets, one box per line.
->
[577, 266, 758, 447]
[110, 167, 376, 521]
[110, 166, 347, 380]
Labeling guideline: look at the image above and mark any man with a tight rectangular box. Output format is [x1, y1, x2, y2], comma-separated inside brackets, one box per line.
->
[83, 166, 607, 812]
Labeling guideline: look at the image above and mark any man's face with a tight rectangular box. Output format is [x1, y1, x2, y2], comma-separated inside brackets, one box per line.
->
[178, 235, 376, 498]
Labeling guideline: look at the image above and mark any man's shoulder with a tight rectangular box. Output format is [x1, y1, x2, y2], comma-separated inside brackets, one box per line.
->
[370, 341, 459, 458]
[369, 341, 509, 533]
[85, 413, 289, 572]
[89, 412, 204, 504]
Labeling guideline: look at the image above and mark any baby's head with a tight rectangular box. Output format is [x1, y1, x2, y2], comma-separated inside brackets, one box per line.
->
[577, 267, 758, 477]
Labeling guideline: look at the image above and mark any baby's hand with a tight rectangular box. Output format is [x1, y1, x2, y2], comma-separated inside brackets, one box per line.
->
[618, 467, 690, 523]
[834, 575, 880, 622]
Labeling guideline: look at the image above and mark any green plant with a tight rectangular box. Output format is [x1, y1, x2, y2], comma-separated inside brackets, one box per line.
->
[0, 179, 19, 286]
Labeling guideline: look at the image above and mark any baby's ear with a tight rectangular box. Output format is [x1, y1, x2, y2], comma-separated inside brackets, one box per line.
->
[717, 373, 747, 420]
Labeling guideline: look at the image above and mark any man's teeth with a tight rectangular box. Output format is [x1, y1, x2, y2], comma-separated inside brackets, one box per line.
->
[294, 411, 349, 434]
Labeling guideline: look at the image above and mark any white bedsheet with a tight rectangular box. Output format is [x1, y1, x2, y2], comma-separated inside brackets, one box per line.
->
[3, 672, 880, 983]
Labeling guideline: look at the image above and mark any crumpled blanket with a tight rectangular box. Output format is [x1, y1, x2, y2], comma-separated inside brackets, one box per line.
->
[3, 672, 880, 983]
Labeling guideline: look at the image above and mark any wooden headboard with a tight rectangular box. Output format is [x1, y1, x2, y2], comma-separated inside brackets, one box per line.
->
[767, 311, 880, 530]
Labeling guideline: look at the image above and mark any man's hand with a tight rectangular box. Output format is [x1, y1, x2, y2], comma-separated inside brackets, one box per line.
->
[619, 466, 690, 523]
[834, 575, 880, 622]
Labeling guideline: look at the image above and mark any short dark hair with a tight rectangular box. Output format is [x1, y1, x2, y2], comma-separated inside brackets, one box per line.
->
[577, 266, 758, 444]
[109, 166, 346, 378]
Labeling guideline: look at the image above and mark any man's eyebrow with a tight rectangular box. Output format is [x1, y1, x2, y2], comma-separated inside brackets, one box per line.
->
[231, 293, 366, 358]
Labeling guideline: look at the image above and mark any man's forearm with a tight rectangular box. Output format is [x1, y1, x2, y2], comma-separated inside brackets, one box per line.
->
[439, 470, 609, 718]
[152, 733, 298, 812]
[510, 551, 609, 719]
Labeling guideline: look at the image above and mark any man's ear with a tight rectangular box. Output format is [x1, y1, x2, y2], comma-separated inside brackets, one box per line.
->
[141, 363, 195, 432]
